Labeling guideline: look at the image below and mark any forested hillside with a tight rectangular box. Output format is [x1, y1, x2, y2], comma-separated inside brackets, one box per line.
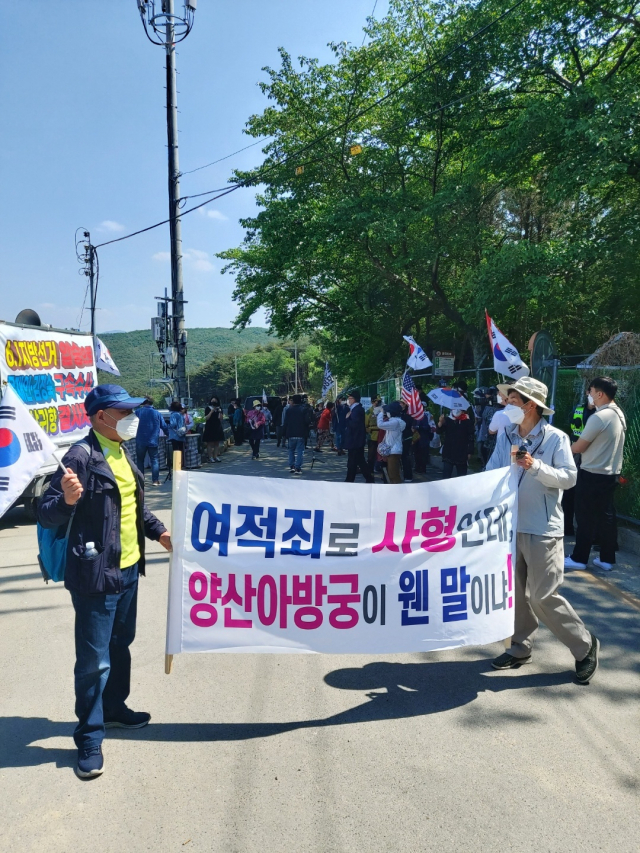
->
[98, 327, 272, 397]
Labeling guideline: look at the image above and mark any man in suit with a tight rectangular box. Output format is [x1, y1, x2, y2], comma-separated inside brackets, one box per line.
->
[344, 391, 374, 483]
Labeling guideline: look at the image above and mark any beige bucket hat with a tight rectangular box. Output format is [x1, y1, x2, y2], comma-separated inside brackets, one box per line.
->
[496, 376, 554, 416]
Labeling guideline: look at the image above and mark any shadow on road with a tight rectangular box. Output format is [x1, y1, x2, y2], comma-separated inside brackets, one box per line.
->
[0, 658, 588, 770]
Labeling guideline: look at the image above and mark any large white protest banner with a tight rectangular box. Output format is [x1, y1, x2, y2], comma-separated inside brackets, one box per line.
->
[167, 468, 517, 656]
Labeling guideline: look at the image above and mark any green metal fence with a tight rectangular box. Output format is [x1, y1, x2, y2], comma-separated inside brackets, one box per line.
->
[348, 363, 640, 522]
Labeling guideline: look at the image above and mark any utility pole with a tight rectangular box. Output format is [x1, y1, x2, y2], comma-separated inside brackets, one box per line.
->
[138, 0, 197, 402]
[76, 228, 97, 336]
[294, 342, 299, 394]
[234, 356, 239, 399]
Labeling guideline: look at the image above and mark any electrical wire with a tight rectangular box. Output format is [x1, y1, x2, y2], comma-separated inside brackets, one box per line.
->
[95, 0, 528, 250]
[180, 138, 272, 178]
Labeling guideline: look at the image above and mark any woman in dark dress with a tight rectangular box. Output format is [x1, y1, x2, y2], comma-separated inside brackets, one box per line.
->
[203, 396, 225, 463]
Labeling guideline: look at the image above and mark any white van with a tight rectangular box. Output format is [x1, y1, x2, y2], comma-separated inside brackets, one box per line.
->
[0, 316, 96, 519]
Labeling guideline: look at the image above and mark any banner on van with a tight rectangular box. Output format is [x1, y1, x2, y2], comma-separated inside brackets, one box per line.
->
[0, 324, 96, 446]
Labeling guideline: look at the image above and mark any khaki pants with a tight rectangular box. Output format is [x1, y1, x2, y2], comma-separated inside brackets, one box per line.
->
[510, 533, 591, 661]
[386, 454, 402, 483]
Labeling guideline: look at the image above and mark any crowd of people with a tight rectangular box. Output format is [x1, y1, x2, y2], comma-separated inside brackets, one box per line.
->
[38, 372, 626, 777]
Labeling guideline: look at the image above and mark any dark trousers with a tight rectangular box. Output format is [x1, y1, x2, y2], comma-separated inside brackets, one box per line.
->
[136, 443, 159, 483]
[233, 426, 244, 445]
[413, 444, 428, 473]
[572, 468, 618, 564]
[562, 486, 576, 535]
[345, 446, 374, 483]
[249, 438, 261, 458]
[70, 564, 139, 749]
[442, 459, 468, 478]
[276, 425, 283, 446]
[367, 439, 378, 469]
[402, 440, 413, 480]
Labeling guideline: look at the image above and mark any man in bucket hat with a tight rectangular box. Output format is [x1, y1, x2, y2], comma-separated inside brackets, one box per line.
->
[485, 377, 599, 684]
[38, 385, 172, 778]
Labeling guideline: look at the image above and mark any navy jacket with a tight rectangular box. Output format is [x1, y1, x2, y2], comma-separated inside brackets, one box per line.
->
[38, 430, 166, 595]
[343, 403, 367, 450]
[283, 404, 313, 439]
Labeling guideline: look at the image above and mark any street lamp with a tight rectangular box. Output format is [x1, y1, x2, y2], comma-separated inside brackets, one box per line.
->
[137, 0, 197, 402]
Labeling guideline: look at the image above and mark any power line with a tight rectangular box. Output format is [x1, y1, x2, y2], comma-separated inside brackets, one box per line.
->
[179, 137, 272, 177]
[94, 0, 528, 251]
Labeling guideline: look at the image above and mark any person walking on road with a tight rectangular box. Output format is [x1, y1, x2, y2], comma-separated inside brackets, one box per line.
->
[344, 391, 374, 483]
[565, 377, 627, 572]
[486, 377, 599, 684]
[436, 404, 474, 478]
[135, 398, 168, 486]
[376, 401, 404, 483]
[332, 397, 348, 456]
[38, 384, 172, 779]
[231, 401, 245, 446]
[246, 400, 266, 460]
[283, 393, 313, 474]
[314, 401, 335, 451]
[399, 400, 415, 483]
[203, 395, 225, 463]
[168, 400, 186, 468]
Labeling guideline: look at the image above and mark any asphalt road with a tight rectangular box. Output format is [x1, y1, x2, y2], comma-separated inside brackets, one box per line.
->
[1, 442, 639, 853]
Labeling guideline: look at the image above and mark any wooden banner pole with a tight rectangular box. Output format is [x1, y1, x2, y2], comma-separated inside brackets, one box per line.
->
[165, 448, 182, 675]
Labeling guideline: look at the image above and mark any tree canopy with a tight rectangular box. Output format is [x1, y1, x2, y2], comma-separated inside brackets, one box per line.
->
[219, 0, 640, 384]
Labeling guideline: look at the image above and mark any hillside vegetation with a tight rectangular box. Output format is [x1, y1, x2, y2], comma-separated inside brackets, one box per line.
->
[98, 327, 273, 397]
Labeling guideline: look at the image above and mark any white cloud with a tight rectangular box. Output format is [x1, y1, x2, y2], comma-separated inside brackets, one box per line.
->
[99, 220, 126, 233]
[152, 248, 213, 272]
[187, 248, 209, 260]
[191, 258, 215, 272]
[197, 207, 228, 221]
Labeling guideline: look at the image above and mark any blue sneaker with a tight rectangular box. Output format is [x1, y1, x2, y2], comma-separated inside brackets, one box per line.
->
[104, 708, 151, 729]
[76, 745, 104, 779]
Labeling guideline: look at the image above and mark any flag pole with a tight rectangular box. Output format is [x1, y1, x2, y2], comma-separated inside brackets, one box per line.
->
[164, 448, 181, 675]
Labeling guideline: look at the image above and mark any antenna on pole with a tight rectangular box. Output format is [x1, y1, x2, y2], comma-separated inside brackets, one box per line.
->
[137, 0, 197, 403]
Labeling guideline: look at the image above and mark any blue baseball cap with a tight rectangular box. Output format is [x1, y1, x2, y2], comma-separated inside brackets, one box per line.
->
[84, 384, 146, 417]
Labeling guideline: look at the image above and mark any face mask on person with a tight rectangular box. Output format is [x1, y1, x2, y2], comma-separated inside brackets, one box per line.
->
[105, 411, 139, 440]
[255, 405, 262, 410]
[503, 404, 526, 424]
[587, 394, 595, 406]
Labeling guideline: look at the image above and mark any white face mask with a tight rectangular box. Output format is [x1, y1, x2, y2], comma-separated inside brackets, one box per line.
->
[587, 394, 595, 406]
[105, 411, 139, 441]
[503, 404, 526, 424]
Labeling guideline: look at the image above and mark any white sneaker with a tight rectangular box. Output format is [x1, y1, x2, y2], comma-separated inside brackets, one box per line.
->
[564, 556, 587, 570]
[593, 558, 613, 571]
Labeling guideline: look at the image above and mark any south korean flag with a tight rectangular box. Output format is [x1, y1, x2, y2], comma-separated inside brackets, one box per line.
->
[0, 384, 57, 518]
[485, 311, 530, 380]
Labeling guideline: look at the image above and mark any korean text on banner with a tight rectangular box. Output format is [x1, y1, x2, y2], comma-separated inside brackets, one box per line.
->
[167, 469, 517, 655]
[0, 325, 96, 447]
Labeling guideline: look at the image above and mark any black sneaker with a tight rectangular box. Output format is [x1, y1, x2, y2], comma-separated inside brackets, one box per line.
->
[104, 708, 151, 729]
[491, 652, 532, 670]
[575, 634, 600, 684]
[294, 469, 302, 475]
[76, 745, 104, 779]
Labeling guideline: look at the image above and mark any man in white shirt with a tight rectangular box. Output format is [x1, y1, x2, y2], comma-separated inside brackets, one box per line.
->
[565, 377, 626, 572]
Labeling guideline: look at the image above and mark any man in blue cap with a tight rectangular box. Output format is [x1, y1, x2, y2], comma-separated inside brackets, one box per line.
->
[39, 385, 172, 779]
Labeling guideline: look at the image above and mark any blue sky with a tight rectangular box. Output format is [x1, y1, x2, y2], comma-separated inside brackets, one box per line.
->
[1, 0, 387, 334]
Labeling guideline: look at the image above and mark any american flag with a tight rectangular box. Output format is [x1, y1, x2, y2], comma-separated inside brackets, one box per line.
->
[322, 362, 334, 397]
[401, 371, 424, 420]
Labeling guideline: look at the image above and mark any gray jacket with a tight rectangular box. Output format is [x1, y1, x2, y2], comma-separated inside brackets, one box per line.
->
[486, 419, 577, 538]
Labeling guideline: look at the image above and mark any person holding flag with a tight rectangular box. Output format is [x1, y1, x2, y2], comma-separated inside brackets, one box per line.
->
[38, 384, 172, 779]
